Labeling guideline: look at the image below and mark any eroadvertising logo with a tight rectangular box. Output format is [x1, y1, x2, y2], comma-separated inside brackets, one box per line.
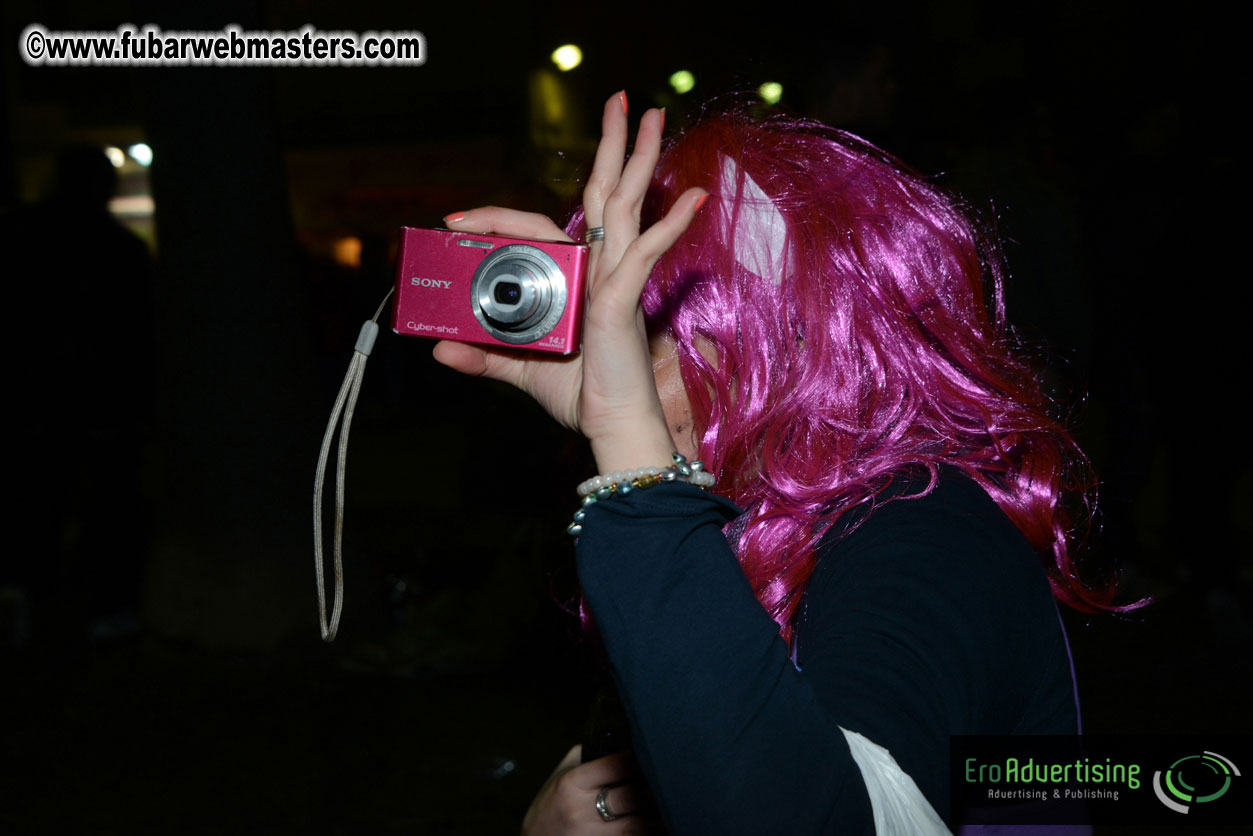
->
[951, 735, 1250, 827]
[1153, 751, 1240, 814]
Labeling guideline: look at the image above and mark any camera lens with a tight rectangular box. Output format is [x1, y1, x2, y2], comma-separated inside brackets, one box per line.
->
[494, 281, 522, 305]
[481, 270, 539, 326]
[471, 245, 570, 345]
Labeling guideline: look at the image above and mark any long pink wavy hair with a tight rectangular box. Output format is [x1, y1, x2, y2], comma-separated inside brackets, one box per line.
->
[569, 108, 1129, 643]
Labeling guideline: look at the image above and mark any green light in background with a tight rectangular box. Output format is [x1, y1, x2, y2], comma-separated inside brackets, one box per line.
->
[669, 70, 696, 94]
[758, 82, 783, 104]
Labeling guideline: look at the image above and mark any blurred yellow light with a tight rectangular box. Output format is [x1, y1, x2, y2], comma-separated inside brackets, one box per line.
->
[104, 146, 125, 168]
[108, 195, 155, 217]
[332, 237, 362, 269]
[551, 44, 582, 71]
[758, 82, 783, 105]
[669, 70, 695, 94]
[532, 69, 566, 123]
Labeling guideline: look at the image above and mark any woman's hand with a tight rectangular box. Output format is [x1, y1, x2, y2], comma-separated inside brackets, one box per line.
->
[522, 745, 660, 835]
[433, 92, 708, 473]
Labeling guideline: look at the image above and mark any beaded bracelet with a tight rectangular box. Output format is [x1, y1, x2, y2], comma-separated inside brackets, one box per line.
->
[567, 453, 715, 537]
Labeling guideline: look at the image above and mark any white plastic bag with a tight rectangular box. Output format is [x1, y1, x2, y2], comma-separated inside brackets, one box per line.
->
[840, 727, 954, 836]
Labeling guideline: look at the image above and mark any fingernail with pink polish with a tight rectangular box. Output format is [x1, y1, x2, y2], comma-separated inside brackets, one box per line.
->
[444, 211, 465, 224]
[693, 193, 709, 212]
[660, 108, 666, 131]
[618, 90, 628, 115]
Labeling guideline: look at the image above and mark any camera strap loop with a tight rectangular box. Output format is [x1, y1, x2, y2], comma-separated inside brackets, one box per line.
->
[313, 287, 393, 642]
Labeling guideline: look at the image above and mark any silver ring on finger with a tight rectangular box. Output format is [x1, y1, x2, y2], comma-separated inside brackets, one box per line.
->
[584, 226, 605, 244]
[595, 785, 620, 822]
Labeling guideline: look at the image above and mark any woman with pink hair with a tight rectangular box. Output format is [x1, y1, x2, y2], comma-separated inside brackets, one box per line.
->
[436, 92, 1119, 834]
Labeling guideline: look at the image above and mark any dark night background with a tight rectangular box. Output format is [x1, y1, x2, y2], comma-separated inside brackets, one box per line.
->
[1, 1, 1247, 834]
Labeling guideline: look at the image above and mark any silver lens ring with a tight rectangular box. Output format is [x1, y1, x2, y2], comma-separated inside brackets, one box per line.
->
[471, 245, 568, 345]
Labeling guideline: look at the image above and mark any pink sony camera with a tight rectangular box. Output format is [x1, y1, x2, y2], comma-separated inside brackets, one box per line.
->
[392, 227, 589, 355]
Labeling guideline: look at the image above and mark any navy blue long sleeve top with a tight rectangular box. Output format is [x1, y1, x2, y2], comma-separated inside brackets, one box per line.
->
[575, 469, 1078, 834]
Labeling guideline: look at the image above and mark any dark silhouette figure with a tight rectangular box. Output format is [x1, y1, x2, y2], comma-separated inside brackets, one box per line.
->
[5, 145, 155, 651]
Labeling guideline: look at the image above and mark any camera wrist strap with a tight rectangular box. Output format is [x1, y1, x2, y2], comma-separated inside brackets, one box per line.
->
[313, 287, 393, 642]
